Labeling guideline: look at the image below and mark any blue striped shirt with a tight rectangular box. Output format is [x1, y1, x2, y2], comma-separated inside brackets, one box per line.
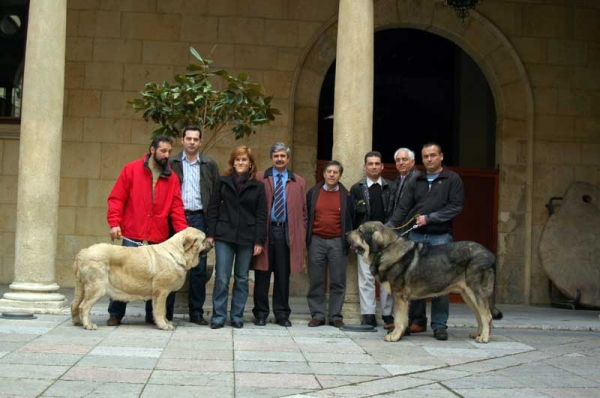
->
[181, 154, 202, 211]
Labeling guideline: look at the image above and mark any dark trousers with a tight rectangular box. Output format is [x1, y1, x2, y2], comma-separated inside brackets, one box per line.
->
[408, 232, 452, 329]
[107, 238, 176, 321]
[307, 235, 347, 321]
[253, 224, 291, 321]
[186, 212, 208, 317]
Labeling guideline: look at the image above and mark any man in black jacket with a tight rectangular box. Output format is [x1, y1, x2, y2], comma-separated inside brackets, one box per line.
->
[387, 143, 464, 341]
[350, 151, 395, 328]
[169, 126, 219, 325]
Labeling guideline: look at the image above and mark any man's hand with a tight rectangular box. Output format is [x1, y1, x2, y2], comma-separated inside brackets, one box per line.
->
[253, 244, 263, 256]
[416, 215, 427, 227]
[206, 237, 214, 246]
[109, 226, 122, 241]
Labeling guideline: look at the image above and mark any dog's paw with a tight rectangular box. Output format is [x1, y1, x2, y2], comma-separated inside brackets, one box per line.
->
[83, 323, 98, 330]
[384, 330, 403, 342]
[469, 332, 478, 339]
[156, 322, 175, 331]
[475, 334, 489, 343]
[72, 318, 82, 326]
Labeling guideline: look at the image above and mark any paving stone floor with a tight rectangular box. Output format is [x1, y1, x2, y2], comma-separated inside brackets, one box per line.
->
[0, 296, 598, 397]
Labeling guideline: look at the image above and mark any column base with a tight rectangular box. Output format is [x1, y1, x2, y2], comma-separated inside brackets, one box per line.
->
[342, 293, 361, 323]
[0, 282, 69, 314]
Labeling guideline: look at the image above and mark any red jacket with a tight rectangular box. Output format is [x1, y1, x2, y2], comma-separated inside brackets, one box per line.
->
[107, 154, 188, 243]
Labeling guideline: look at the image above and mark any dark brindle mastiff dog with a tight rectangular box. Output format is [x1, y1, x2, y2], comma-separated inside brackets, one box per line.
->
[347, 221, 501, 343]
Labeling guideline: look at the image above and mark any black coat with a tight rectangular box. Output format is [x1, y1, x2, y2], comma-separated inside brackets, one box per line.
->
[206, 175, 268, 246]
[387, 167, 464, 235]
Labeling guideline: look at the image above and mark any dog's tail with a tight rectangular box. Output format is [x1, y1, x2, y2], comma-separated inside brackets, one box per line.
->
[71, 254, 84, 325]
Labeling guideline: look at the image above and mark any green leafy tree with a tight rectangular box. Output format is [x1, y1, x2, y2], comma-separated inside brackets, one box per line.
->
[129, 47, 280, 151]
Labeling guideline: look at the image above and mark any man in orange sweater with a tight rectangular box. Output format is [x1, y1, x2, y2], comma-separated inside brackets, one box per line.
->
[305, 161, 355, 328]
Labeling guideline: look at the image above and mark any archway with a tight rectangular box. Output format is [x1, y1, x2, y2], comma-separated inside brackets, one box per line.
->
[291, 0, 534, 304]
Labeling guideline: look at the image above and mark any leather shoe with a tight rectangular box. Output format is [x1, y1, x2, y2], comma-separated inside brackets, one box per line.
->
[210, 322, 224, 329]
[329, 319, 345, 328]
[254, 317, 267, 326]
[360, 314, 377, 327]
[382, 315, 395, 330]
[231, 321, 244, 329]
[189, 314, 208, 325]
[276, 319, 292, 327]
[308, 318, 325, 327]
[433, 327, 448, 341]
[410, 323, 426, 333]
[106, 316, 121, 326]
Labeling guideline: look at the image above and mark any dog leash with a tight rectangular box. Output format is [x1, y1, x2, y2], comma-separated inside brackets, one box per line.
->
[389, 214, 420, 237]
[120, 236, 148, 246]
[399, 224, 418, 237]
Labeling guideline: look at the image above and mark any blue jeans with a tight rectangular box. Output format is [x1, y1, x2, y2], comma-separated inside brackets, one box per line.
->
[211, 241, 253, 325]
[408, 232, 452, 330]
[107, 238, 175, 320]
[186, 212, 207, 317]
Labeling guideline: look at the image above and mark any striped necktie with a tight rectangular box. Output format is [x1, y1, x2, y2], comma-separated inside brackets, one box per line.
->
[273, 173, 285, 220]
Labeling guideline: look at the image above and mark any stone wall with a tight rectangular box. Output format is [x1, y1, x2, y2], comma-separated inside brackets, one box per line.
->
[0, 0, 598, 305]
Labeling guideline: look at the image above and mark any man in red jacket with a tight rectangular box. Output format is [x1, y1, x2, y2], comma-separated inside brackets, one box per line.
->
[106, 135, 188, 326]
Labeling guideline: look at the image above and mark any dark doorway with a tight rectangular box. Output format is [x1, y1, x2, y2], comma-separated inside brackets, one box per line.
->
[317, 28, 496, 168]
[316, 28, 498, 254]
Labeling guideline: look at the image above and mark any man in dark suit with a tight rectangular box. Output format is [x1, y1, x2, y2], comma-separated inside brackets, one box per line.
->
[169, 126, 219, 325]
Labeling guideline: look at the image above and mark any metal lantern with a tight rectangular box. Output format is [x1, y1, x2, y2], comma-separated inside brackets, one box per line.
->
[445, 0, 482, 21]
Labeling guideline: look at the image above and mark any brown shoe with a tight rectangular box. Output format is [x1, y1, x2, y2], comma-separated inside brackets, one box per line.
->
[308, 318, 325, 327]
[106, 316, 121, 326]
[409, 324, 426, 333]
[382, 315, 394, 330]
[328, 319, 345, 328]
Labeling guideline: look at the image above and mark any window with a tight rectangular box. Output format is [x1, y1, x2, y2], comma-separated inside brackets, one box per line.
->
[0, 0, 28, 120]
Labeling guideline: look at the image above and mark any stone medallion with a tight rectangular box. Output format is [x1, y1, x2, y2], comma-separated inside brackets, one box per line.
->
[538, 182, 600, 307]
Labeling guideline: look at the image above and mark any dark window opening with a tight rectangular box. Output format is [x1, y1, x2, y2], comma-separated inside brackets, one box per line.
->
[0, 0, 29, 120]
[317, 28, 496, 168]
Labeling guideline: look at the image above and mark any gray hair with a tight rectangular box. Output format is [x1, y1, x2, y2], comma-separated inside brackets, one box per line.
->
[393, 147, 415, 161]
[270, 142, 291, 157]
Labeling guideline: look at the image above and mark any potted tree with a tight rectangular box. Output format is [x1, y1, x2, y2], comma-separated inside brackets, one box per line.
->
[129, 47, 280, 152]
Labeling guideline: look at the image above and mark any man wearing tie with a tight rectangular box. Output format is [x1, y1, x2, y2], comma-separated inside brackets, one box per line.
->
[252, 143, 307, 327]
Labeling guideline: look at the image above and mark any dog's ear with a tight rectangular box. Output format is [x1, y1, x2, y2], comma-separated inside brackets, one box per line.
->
[183, 233, 198, 252]
[370, 231, 382, 253]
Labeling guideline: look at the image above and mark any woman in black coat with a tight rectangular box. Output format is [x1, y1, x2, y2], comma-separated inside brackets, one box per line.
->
[206, 145, 267, 329]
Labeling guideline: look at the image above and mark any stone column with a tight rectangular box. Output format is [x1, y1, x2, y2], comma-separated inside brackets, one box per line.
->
[332, 0, 374, 321]
[0, 0, 68, 313]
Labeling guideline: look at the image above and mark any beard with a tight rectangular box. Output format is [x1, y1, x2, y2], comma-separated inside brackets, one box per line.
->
[154, 154, 169, 169]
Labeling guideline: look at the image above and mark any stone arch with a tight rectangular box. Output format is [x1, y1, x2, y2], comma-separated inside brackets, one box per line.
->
[291, 0, 534, 303]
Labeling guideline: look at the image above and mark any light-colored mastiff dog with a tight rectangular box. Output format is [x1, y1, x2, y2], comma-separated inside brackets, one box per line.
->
[71, 227, 213, 330]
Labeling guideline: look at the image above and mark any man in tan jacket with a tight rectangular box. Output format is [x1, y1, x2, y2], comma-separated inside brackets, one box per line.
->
[252, 142, 307, 327]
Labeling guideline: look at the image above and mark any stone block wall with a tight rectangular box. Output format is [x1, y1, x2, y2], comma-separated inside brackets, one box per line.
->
[0, 0, 598, 306]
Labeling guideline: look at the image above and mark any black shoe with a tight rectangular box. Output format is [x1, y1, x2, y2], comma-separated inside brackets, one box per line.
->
[107, 316, 121, 326]
[276, 318, 292, 327]
[210, 322, 224, 329]
[360, 314, 377, 327]
[231, 321, 244, 329]
[254, 317, 267, 326]
[189, 314, 208, 325]
[433, 327, 448, 341]
[145, 315, 155, 325]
